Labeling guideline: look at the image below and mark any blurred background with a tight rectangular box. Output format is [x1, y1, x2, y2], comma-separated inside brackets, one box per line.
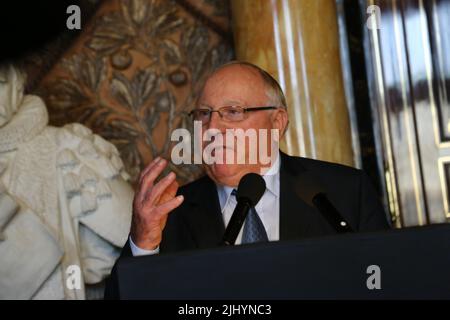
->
[2, 0, 449, 229]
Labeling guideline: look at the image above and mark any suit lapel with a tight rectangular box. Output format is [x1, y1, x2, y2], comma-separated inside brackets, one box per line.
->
[279, 152, 322, 240]
[183, 176, 225, 249]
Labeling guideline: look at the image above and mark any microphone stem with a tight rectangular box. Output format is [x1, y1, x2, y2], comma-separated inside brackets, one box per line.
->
[312, 193, 353, 233]
[222, 201, 251, 246]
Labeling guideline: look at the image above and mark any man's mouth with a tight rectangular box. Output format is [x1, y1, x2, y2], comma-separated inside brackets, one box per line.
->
[210, 145, 234, 156]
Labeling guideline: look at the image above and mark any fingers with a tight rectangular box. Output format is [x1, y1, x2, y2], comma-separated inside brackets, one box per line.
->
[136, 158, 168, 204]
[135, 157, 161, 204]
[156, 195, 184, 216]
[138, 156, 160, 185]
[144, 158, 169, 187]
[156, 180, 179, 206]
[165, 180, 179, 199]
[145, 171, 177, 205]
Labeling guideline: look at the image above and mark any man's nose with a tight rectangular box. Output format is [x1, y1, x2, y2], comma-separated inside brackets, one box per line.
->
[206, 111, 225, 131]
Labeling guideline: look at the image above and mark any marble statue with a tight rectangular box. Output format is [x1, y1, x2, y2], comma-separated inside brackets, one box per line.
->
[0, 65, 133, 299]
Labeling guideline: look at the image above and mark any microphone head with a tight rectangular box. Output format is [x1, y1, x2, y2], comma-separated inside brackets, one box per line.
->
[236, 173, 266, 207]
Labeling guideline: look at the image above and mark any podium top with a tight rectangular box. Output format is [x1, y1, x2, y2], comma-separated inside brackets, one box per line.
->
[116, 224, 450, 299]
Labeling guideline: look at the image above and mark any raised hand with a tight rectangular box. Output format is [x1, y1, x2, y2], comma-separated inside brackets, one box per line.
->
[130, 157, 184, 250]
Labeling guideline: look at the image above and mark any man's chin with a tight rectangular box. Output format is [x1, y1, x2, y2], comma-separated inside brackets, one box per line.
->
[205, 163, 243, 187]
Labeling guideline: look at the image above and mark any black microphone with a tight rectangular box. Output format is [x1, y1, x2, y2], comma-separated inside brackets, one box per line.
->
[294, 172, 353, 233]
[222, 173, 266, 245]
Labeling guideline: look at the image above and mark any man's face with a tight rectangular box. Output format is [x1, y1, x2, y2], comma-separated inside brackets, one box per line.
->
[196, 65, 288, 187]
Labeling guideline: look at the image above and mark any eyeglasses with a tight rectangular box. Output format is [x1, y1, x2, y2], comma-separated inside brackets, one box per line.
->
[188, 106, 278, 124]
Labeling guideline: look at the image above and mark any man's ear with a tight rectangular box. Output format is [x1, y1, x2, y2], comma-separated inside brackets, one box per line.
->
[271, 108, 289, 139]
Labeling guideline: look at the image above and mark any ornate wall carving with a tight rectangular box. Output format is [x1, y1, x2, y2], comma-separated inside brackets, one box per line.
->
[35, 0, 234, 185]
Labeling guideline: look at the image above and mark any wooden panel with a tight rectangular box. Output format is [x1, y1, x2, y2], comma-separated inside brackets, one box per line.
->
[363, 0, 450, 226]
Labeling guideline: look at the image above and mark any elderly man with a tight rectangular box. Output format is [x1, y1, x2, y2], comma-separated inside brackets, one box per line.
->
[105, 61, 389, 297]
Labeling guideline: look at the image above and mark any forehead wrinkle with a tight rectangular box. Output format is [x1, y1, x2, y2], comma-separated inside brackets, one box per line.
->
[222, 99, 245, 106]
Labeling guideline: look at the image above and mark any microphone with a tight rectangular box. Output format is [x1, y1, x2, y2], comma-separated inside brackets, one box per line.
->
[293, 172, 353, 233]
[222, 173, 266, 245]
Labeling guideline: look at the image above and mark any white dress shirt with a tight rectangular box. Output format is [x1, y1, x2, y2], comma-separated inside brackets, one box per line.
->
[130, 152, 281, 256]
[216, 153, 280, 244]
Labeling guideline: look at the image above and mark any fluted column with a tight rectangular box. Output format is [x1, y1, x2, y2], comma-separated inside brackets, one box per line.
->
[231, 0, 354, 166]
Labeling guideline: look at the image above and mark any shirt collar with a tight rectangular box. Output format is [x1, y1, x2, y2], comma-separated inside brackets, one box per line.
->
[216, 150, 281, 211]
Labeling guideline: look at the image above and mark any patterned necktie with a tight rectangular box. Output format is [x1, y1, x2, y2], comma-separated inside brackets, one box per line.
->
[231, 189, 269, 243]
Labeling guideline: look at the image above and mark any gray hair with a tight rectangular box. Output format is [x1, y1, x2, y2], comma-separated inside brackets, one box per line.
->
[211, 61, 287, 109]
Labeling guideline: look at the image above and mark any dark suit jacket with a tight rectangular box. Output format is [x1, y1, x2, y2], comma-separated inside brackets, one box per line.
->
[105, 152, 390, 298]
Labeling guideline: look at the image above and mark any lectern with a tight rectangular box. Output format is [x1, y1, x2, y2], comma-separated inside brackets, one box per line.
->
[114, 224, 450, 299]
